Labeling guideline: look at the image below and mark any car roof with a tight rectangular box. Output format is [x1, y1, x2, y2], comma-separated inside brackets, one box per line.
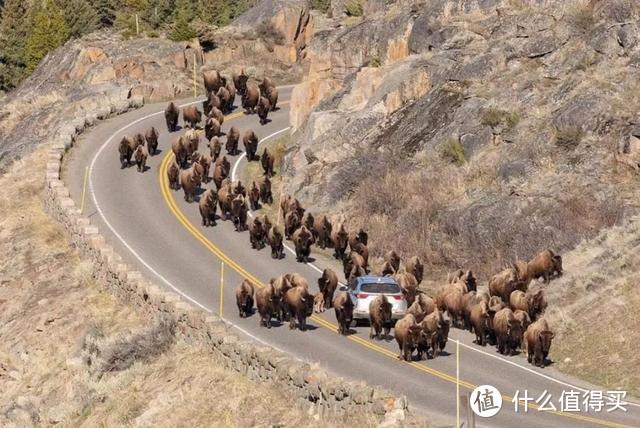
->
[356, 275, 399, 285]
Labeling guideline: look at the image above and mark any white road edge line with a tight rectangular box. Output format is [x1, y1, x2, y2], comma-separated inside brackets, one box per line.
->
[230, 126, 640, 408]
[88, 96, 288, 352]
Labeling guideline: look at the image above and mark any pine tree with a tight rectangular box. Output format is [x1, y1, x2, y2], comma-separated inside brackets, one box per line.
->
[25, 0, 70, 73]
[0, 0, 31, 91]
[144, 0, 174, 29]
[196, 0, 230, 27]
[60, 0, 99, 38]
[170, 0, 196, 41]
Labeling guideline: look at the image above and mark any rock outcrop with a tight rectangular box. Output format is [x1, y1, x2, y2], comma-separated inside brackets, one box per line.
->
[283, 0, 640, 277]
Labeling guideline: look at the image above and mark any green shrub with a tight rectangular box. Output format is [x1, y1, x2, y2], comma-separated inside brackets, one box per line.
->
[309, 0, 331, 13]
[367, 55, 382, 67]
[481, 107, 520, 129]
[440, 138, 466, 165]
[345, 0, 363, 17]
[554, 126, 584, 150]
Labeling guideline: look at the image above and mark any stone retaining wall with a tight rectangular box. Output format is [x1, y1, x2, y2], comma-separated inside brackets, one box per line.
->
[41, 99, 408, 421]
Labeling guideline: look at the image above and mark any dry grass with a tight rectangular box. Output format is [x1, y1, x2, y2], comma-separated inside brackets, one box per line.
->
[0, 147, 392, 426]
[544, 216, 640, 397]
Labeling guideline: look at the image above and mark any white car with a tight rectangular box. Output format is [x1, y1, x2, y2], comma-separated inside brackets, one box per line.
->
[347, 275, 408, 322]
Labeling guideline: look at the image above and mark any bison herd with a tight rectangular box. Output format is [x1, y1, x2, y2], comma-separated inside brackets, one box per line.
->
[115, 67, 563, 370]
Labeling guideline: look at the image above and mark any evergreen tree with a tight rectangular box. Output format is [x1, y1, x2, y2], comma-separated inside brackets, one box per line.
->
[60, 0, 99, 38]
[25, 0, 70, 73]
[170, 0, 196, 41]
[144, 0, 174, 29]
[0, 0, 31, 91]
[196, 0, 230, 27]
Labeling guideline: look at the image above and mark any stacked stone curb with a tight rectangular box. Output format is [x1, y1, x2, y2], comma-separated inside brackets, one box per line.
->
[41, 94, 409, 421]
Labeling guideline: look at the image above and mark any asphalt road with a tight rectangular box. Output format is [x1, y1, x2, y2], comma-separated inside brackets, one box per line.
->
[63, 87, 640, 427]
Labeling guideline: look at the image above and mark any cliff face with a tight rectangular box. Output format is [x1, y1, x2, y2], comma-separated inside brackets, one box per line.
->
[284, 0, 640, 276]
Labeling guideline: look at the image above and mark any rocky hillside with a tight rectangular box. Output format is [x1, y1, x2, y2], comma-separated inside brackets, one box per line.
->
[285, 0, 640, 278]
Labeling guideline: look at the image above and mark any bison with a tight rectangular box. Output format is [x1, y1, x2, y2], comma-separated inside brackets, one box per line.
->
[317, 268, 338, 310]
[208, 136, 222, 162]
[523, 318, 554, 367]
[231, 194, 248, 231]
[384, 250, 401, 274]
[266, 86, 278, 111]
[405, 256, 424, 284]
[257, 97, 271, 125]
[242, 84, 260, 114]
[171, 136, 188, 168]
[167, 159, 180, 190]
[164, 102, 179, 132]
[256, 282, 278, 328]
[521, 249, 563, 284]
[249, 217, 266, 249]
[217, 86, 232, 113]
[284, 286, 314, 331]
[369, 294, 392, 340]
[394, 313, 423, 361]
[489, 266, 525, 303]
[241, 130, 259, 161]
[267, 226, 284, 259]
[349, 228, 369, 250]
[182, 105, 202, 129]
[217, 183, 234, 221]
[232, 69, 248, 96]
[292, 225, 313, 263]
[133, 144, 148, 172]
[118, 136, 134, 168]
[260, 148, 275, 177]
[469, 301, 491, 346]
[145, 127, 159, 155]
[180, 166, 201, 203]
[331, 223, 349, 260]
[212, 155, 230, 190]
[203, 69, 224, 95]
[249, 181, 260, 210]
[259, 77, 275, 96]
[493, 308, 522, 356]
[235, 279, 254, 318]
[312, 215, 332, 249]
[205, 118, 221, 141]
[225, 126, 240, 156]
[395, 272, 418, 307]
[333, 291, 354, 335]
[199, 188, 217, 226]
[259, 175, 272, 204]
[510, 289, 547, 321]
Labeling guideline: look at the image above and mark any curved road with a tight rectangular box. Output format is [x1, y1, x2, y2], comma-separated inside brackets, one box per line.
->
[63, 88, 639, 427]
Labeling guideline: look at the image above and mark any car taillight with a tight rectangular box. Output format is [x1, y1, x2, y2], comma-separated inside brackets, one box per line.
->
[392, 294, 404, 300]
[356, 293, 368, 299]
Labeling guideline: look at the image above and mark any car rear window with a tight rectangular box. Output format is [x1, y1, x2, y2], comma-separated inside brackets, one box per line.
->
[361, 282, 401, 294]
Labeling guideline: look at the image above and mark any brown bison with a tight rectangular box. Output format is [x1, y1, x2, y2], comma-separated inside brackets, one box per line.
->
[172, 136, 188, 168]
[266, 86, 278, 111]
[407, 294, 435, 323]
[256, 282, 278, 328]
[267, 225, 284, 259]
[523, 318, 554, 367]
[249, 217, 266, 249]
[301, 212, 314, 232]
[231, 194, 248, 231]
[317, 268, 338, 310]
[212, 155, 230, 190]
[232, 69, 248, 96]
[257, 97, 271, 125]
[469, 301, 491, 346]
[489, 266, 525, 303]
[405, 256, 424, 284]
[133, 144, 148, 172]
[259, 77, 275, 96]
[510, 289, 547, 321]
[513, 309, 531, 348]
[369, 294, 392, 340]
[203, 92, 221, 116]
[118, 136, 134, 168]
[167, 158, 180, 190]
[313, 293, 325, 313]
[344, 251, 367, 283]
[259, 175, 272, 204]
[243, 130, 259, 161]
[441, 287, 464, 328]
[395, 272, 419, 307]
[242, 84, 260, 114]
[145, 127, 159, 155]
[493, 308, 522, 356]
[520, 249, 563, 284]
[208, 136, 222, 162]
[352, 243, 369, 272]
[333, 291, 354, 335]
[205, 118, 221, 141]
[184, 129, 199, 160]
[203, 69, 224, 95]
[233, 180, 246, 197]
[416, 309, 445, 359]
[235, 279, 254, 318]
[349, 228, 369, 250]
[394, 313, 423, 361]
[217, 183, 234, 221]
[183, 105, 202, 129]
[380, 261, 396, 276]
[226, 79, 236, 106]
[284, 286, 314, 331]
[292, 225, 313, 263]
[226, 126, 240, 156]
[199, 188, 217, 226]
[249, 181, 260, 210]
[312, 215, 332, 249]
[217, 86, 232, 113]
[180, 166, 201, 203]
[331, 223, 349, 260]
[284, 211, 301, 240]
[199, 152, 212, 183]
[384, 250, 401, 274]
[164, 102, 179, 132]
[260, 148, 275, 177]
[209, 106, 224, 125]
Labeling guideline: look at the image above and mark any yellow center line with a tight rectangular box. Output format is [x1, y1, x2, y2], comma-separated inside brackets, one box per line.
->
[155, 110, 631, 428]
